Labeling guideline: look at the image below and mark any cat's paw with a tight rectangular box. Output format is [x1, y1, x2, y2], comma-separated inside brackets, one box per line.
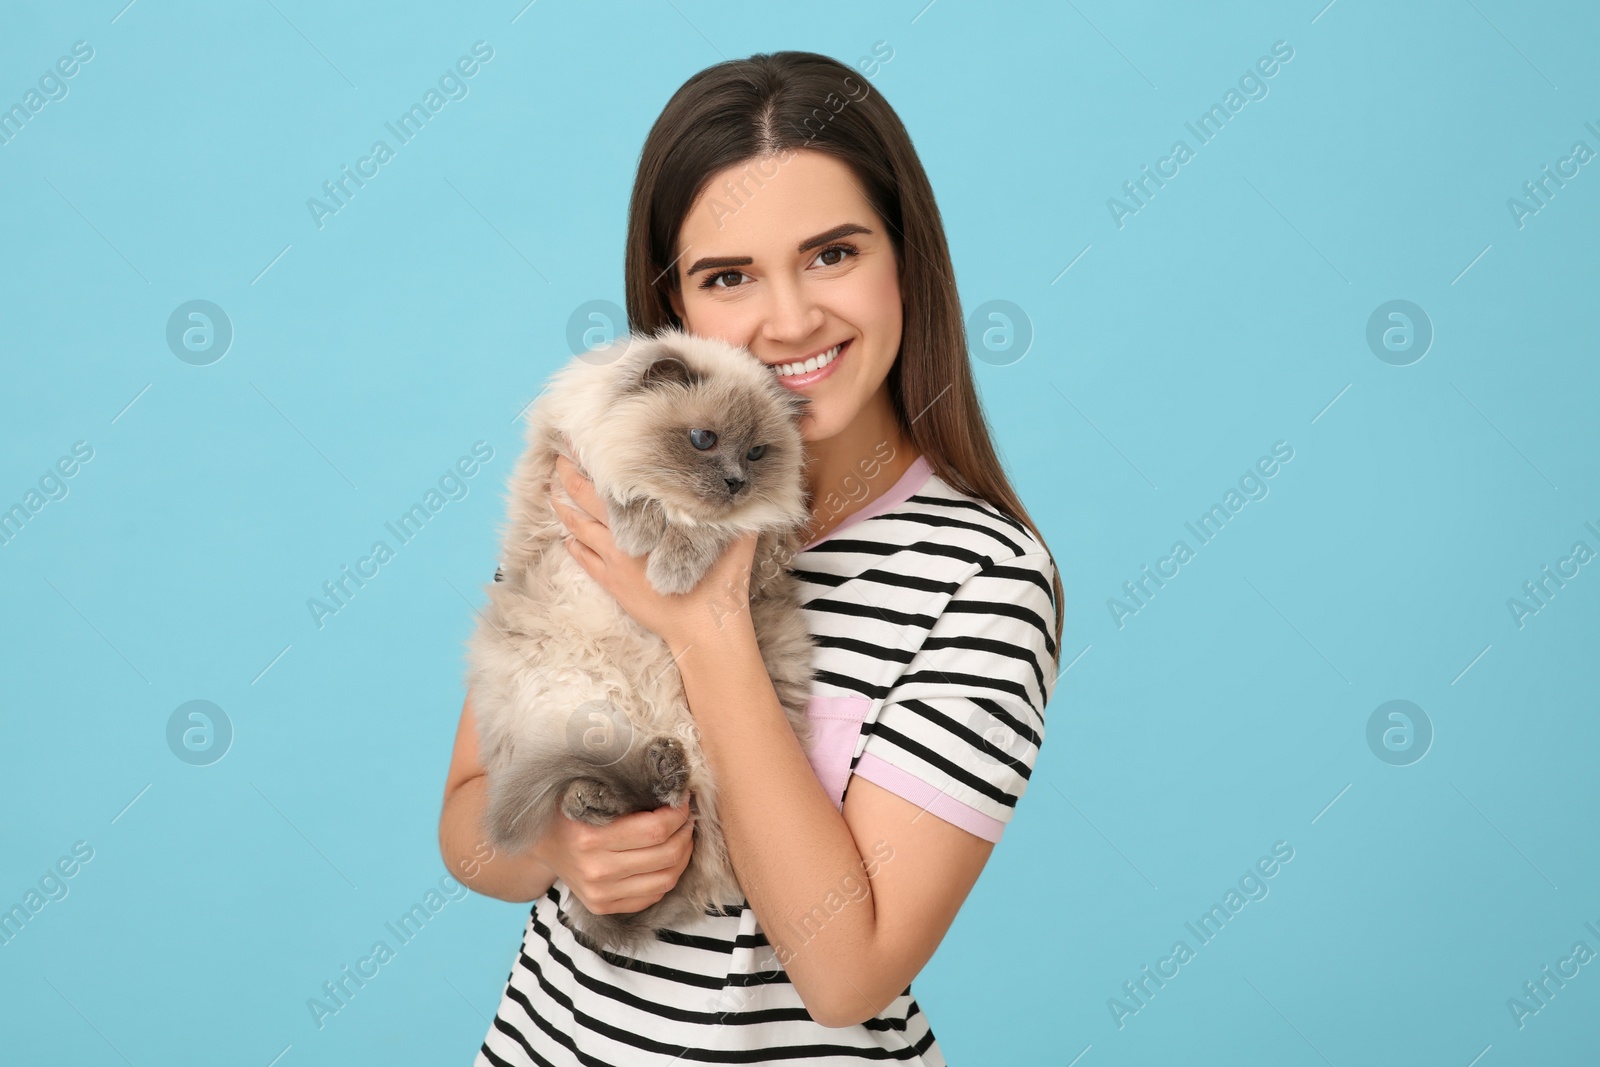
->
[609, 495, 668, 558]
[645, 555, 699, 596]
[645, 527, 724, 595]
[645, 735, 689, 804]
[560, 778, 626, 824]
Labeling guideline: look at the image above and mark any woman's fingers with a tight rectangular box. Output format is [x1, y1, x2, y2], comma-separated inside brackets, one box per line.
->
[595, 804, 693, 868]
[600, 801, 692, 858]
[554, 454, 608, 528]
[585, 816, 697, 913]
[606, 850, 689, 899]
[550, 459, 611, 557]
[551, 493, 606, 549]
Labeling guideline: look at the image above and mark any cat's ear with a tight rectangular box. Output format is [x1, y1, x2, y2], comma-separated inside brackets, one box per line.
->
[638, 355, 697, 391]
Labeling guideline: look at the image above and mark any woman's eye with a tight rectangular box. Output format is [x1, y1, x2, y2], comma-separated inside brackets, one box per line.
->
[746, 444, 767, 461]
[813, 243, 859, 268]
[689, 428, 718, 450]
[703, 270, 747, 290]
[699, 244, 858, 291]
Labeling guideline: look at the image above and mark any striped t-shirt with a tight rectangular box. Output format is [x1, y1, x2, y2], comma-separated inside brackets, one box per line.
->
[476, 453, 1059, 1066]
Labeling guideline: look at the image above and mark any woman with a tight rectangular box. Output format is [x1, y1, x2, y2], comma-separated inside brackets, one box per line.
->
[439, 49, 1065, 1065]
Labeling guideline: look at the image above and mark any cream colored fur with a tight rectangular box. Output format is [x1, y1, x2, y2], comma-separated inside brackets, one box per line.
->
[464, 327, 817, 954]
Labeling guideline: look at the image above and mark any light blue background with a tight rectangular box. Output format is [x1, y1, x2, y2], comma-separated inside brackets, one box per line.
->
[2, 1, 1597, 1064]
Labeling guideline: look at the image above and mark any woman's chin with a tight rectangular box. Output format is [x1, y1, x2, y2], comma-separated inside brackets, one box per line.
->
[797, 414, 835, 444]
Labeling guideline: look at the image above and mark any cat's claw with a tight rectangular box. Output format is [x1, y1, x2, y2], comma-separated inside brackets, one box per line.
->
[560, 778, 624, 824]
[646, 735, 689, 804]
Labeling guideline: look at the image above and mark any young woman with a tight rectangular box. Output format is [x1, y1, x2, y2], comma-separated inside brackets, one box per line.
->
[439, 49, 1065, 1066]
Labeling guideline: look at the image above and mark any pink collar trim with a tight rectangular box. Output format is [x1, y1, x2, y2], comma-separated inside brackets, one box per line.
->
[800, 454, 933, 551]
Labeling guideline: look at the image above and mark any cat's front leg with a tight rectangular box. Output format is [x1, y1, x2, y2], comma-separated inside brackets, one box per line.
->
[607, 494, 668, 558]
[645, 524, 726, 595]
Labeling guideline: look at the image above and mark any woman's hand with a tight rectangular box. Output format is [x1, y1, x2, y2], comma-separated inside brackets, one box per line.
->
[550, 452, 759, 655]
[529, 796, 697, 915]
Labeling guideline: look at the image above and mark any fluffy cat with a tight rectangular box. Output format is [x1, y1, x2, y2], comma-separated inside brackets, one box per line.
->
[465, 326, 818, 955]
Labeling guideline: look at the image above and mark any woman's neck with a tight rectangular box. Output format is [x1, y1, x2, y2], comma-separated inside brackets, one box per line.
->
[800, 389, 919, 545]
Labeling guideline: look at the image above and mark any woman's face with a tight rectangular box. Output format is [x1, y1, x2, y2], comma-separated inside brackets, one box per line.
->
[667, 149, 903, 445]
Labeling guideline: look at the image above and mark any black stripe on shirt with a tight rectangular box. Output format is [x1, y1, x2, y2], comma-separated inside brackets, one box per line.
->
[880, 511, 1027, 559]
[813, 633, 916, 665]
[892, 667, 1036, 710]
[940, 596, 1057, 662]
[855, 719, 1021, 811]
[920, 635, 1048, 705]
[798, 598, 939, 631]
[906, 492, 1033, 541]
[788, 566, 961, 597]
[801, 538, 991, 569]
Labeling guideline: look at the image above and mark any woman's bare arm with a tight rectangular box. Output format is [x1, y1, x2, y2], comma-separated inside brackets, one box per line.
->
[438, 690, 560, 902]
[439, 689, 698, 909]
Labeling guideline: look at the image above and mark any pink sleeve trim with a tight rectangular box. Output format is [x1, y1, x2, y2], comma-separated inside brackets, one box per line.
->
[851, 752, 1007, 843]
[801, 454, 933, 551]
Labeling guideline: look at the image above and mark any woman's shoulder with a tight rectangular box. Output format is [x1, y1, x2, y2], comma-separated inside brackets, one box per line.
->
[906, 464, 1053, 570]
[791, 455, 1054, 607]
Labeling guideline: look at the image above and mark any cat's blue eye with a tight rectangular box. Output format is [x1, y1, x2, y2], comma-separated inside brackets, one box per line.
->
[746, 445, 766, 461]
[689, 428, 717, 450]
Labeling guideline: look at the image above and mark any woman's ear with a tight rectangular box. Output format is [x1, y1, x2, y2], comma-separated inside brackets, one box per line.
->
[666, 280, 685, 324]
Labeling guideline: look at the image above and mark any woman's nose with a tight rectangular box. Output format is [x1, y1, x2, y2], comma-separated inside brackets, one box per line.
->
[760, 276, 825, 342]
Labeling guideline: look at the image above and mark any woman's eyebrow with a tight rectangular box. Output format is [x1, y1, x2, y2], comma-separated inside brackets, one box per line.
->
[797, 222, 872, 252]
[684, 222, 875, 277]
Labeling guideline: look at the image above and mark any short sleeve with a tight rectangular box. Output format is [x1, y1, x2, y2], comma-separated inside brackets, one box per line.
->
[850, 550, 1059, 842]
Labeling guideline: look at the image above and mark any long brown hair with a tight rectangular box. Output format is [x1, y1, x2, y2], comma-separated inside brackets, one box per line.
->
[622, 49, 1065, 658]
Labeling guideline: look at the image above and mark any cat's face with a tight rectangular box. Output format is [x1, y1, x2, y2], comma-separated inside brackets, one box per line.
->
[601, 331, 810, 525]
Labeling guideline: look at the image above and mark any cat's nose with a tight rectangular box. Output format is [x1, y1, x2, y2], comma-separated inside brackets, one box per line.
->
[724, 475, 746, 495]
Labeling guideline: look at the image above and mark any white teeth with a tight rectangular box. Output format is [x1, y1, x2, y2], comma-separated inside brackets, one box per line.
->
[774, 343, 841, 378]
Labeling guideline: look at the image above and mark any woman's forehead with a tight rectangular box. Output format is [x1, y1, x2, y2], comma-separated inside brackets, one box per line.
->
[677, 150, 874, 254]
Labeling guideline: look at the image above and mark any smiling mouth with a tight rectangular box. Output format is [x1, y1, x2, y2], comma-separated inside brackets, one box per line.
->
[770, 341, 844, 379]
